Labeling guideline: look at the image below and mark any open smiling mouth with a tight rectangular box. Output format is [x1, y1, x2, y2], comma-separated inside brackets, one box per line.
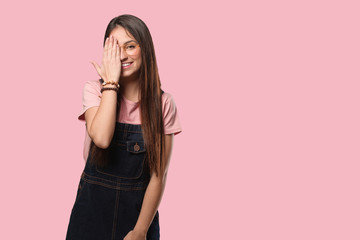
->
[121, 62, 133, 68]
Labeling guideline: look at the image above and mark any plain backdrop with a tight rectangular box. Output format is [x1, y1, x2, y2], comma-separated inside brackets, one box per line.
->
[0, 0, 359, 239]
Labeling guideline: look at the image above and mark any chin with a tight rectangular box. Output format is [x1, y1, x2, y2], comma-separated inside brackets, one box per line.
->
[120, 69, 140, 80]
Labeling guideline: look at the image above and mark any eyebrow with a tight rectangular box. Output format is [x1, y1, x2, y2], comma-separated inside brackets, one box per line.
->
[120, 40, 137, 45]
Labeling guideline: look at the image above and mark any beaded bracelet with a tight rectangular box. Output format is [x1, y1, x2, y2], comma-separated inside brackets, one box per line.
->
[102, 80, 120, 88]
[101, 87, 119, 93]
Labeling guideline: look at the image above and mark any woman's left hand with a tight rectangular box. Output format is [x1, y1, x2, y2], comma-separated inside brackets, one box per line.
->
[123, 230, 146, 240]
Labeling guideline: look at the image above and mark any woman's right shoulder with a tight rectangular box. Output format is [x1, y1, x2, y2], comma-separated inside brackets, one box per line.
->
[82, 79, 102, 93]
[78, 79, 102, 121]
[84, 79, 102, 88]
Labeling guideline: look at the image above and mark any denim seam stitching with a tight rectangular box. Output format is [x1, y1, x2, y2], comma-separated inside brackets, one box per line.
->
[82, 178, 148, 190]
[115, 130, 142, 133]
[83, 172, 148, 185]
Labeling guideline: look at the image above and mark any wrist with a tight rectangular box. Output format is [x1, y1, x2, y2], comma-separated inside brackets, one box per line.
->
[133, 226, 147, 237]
[100, 86, 119, 93]
[102, 79, 120, 88]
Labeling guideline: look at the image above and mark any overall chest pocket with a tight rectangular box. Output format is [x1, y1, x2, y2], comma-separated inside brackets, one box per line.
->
[95, 141, 146, 179]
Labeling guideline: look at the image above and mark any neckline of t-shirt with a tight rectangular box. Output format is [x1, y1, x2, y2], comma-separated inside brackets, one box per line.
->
[120, 94, 139, 105]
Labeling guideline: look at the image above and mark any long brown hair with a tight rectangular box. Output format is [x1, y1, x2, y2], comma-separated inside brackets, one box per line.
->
[89, 14, 165, 177]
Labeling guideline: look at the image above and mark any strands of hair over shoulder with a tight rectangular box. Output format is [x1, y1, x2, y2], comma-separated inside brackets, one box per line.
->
[89, 14, 165, 177]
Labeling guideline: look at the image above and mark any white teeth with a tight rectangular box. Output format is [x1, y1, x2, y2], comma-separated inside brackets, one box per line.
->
[122, 63, 132, 66]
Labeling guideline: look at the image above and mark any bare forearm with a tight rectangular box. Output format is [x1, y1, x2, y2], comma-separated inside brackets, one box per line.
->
[89, 90, 118, 148]
[133, 175, 167, 234]
[128, 134, 174, 238]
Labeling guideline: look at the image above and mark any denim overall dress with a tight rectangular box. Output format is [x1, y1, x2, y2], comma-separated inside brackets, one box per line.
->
[66, 122, 160, 240]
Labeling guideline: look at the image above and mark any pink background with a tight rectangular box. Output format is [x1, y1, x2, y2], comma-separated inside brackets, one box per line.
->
[1, 0, 359, 239]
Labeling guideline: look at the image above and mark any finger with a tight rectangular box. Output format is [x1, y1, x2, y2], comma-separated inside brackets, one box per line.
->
[110, 36, 116, 60]
[89, 61, 102, 77]
[108, 36, 113, 61]
[104, 37, 110, 52]
[111, 37, 117, 59]
[106, 36, 111, 62]
[103, 37, 109, 61]
[115, 42, 120, 62]
[89, 60, 99, 73]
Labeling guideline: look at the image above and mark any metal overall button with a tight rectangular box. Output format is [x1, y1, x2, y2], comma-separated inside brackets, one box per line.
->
[127, 141, 146, 154]
[134, 143, 140, 152]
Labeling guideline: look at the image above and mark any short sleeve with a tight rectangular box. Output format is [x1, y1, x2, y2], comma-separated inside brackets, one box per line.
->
[78, 80, 102, 121]
[162, 92, 182, 135]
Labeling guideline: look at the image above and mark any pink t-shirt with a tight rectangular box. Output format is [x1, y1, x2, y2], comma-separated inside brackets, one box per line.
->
[78, 79, 182, 162]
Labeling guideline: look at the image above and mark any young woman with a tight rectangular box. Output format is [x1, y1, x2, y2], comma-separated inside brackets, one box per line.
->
[66, 14, 182, 240]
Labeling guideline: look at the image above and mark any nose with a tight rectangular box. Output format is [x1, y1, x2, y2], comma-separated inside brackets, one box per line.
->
[120, 47, 128, 61]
